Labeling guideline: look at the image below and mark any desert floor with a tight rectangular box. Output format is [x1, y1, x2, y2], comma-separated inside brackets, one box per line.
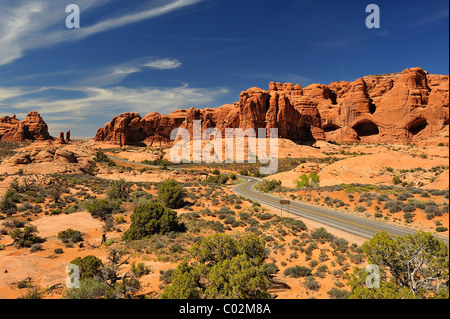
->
[0, 130, 448, 299]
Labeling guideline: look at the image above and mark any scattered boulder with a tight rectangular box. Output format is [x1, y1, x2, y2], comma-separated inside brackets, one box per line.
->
[5, 153, 32, 165]
[54, 149, 77, 163]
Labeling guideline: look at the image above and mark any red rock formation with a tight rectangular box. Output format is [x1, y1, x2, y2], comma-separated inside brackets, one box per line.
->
[95, 67, 449, 145]
[56, 132, 67, 144]
[0, 111, 51, 141]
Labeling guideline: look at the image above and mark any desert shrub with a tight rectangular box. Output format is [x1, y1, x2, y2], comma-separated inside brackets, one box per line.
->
[257, 213, 274, 221]
[130, 261, 151, 277]
[349, 253, 364, 264]
[57, 228, 83, 243]
[429, 189, 447, 196]
[331, 237, 349, 253]
[283, 265, 312, 278]
[239, 169, 249, 176]
[157, 180, 186, 209]
[304, 276, 320, 291]
[295, 172, 320, 188]
[29, 243, 43, 253]
[70, 255, 103, 280]
[392, 175, 401, 185]
[203, 174, 230, 185]
[107, 179, 130, 200]
[308, 260, 319, 269]
[319, 251, 329, 262]
[424, 206, 441, 219]
[328, 287, 350, 299]
[279, 218, 307, 234]
[239, 212, 251, 221]
[383, 200, 403, 213]
[402, 203, 416, 213]
[123, 202, 185, 240]
[377, 194, 390, 202]
[354, 206, 366, 212]
[0, 190, 19, 216]
[397, 192, 413, 201]
[310, 227, 335, 243]
[262, 263, 279, 276]
[94, 151, 111, 163]
[115, 215, 126, 224]
[336, 254, 346, 265]
[435, 226, 448, 232]
[84, 199, 122, 220]
[10, 226, 45, 248]
[63, 278, 107, 299]
[261, 180, 281, 192]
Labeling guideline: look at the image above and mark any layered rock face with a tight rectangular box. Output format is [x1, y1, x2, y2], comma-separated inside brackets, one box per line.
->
[0, 111, 51, 142]
[95, 67, 449, 145]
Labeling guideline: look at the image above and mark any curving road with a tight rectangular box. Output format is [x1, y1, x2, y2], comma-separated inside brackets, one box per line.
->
[234, 177, 449, 244]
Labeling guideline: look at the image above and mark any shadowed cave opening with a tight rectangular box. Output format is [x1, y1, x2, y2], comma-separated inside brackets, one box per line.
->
[369, 98, 376, 114]
[330, 92, 337, 105]
[352, 120, 379, 137]
[407, 118, 428, 136]
[298, 125, 315, 142]
[323, 124, 341, 132]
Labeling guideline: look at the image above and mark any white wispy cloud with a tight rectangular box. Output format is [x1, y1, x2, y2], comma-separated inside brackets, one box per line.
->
[1, 84, 229, 117]
[410, 7, 449, 27]
[143, 58, 183, 70]
[0, 0, 203, 66]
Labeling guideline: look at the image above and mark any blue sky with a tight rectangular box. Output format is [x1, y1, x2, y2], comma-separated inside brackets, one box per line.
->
[0, 0, 448, 138]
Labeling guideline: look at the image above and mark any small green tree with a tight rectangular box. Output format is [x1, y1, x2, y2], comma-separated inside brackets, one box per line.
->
[107, 179, 130, 200]
[157, 179, 186, 209]
[161, 233, 271, 299]
[10, 226, 45, 248]
[122, 202, 184, 240]
[295, 172, 320, 188]
[70, 255, 103, 280]
[63, 278, 107, 299]
[58, 228, 83, 243]
[84, 198, 122, 221]
[392, 175, 402, 185]
[205, 254, 271, 299]
[261, 180, 281, 192]
[347, 231, 449, 299]
[0, 189, 19, 216]
[309, 172, 320, 186]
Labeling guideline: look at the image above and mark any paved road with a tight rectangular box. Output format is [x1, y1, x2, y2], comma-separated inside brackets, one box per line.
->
[234, 177, 449, 245]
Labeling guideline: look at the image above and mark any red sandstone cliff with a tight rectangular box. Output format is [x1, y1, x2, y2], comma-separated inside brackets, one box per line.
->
[0, 111, 51, 142]
[95, 67, 449, 145]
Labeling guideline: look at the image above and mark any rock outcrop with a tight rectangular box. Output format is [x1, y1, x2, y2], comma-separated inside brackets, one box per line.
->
[0, 111, 52, 142]
[95, 67, 449, 145]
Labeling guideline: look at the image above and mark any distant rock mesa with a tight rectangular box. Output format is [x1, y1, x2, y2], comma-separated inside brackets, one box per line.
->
[0, 111, 52, 142]
[91, 67, 445, 145]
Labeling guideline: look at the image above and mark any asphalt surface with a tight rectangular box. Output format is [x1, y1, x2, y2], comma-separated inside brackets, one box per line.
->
[234, 177, 449, 245]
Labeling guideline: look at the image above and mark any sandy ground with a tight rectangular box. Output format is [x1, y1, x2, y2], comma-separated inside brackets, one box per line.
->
[0, 129, 448, 299]
[0, 212, 104, 299]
